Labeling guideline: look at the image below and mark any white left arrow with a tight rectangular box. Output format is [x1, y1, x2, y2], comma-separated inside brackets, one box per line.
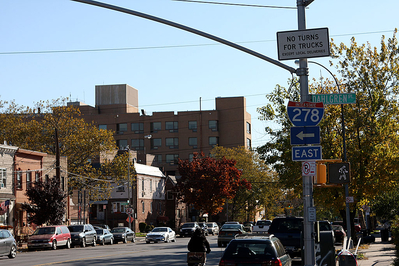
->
[297, 131, 315, 140]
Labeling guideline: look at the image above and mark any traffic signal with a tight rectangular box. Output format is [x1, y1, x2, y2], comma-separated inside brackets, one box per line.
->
[316, 163, 326, 184]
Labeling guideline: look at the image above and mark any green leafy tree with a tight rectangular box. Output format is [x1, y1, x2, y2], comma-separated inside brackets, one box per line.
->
[257, 30, 399, 223]
[22, 178, 67, 225]
[176, 152, 251, 216]
[211, 146, 283, 221]
[372, 188, 399, 221]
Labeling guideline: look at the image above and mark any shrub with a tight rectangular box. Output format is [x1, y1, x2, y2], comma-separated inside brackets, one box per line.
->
[145, 224, 154, 232]
[391, 216, 399, 266]
[139, 222, 147, 233]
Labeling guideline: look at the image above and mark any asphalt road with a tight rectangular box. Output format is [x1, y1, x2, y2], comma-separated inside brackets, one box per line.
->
[4, 235, 225, 266]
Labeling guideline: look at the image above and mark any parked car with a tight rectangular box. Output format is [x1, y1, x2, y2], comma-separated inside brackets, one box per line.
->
[145, 227, 176, 243]
[243, 221, 254, 233]
[252, 220, 272, 233]
[95, 228, 114, 245]
[206, 222, 219, 235]
[179, 222, 200, 237]
[0, 229, 17, 259]
[111, 227, 136, 243]
[218, 223, 246, 247]
[28, 225, 71, 250]
[332, 224, 346, 243]
[218, 234, 292, 266]
[93, 224, 111, 231]
[224, 221, 240, 224]
[68, 224, 97, 247]
[267, 217, 303, 258]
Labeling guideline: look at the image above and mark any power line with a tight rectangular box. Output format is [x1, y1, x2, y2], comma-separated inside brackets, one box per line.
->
[0, 30, 394, 56]
[172, 0, 296, 9]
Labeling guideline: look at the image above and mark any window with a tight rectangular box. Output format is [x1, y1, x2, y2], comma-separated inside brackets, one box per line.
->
[166, 154, 179, 164]
[117, 139, 128, 150]
[166, 138, 178, 149]
[188, 121, 197, 132]
[131, 139, 144, 150]
[150, 202, 153, 213]
[142, 201, 145, 213]
[45, 174, 49, 183]
[189, 154, 194, 162]
[154, 155, 162, 163]
[16, 170, 22, 189]
[131, 123, 144, 134]
[150, 179, 153, 192]
[165, 121, 178, 132]
[99, 124, 107, 130]
[151, 138, 162, 149]
[26, 171, 32, 189]
[142, 179, 144, 191]
[246, 122, 251, 134]
[116, 185, 125, 192]
[188, 137, 197, 148]
[112, 202, 126, 213]
[209, 136, 219, 146]
[209, 120, 218, 131]
[61, 176, 65, 190]
[167, 190, 174, 200]
[247, 138, 252, 148]
[150, 122, 162, 133]
[116, 123, 128, 133]
[0, 169, 6, 188]
[35, 172, 40, 183]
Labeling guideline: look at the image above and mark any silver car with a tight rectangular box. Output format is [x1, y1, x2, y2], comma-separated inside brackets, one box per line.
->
[146, 227, 176, 243]
[0, 229, 17, 259]
[206, 222, 219, 235]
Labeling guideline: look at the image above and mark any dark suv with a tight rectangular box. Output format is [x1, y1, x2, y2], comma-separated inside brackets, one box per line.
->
[68, 224, 97, 247]
[179, 222, 200, 237]
[267, 217, 303, 257]
[219, 234, 292, 266]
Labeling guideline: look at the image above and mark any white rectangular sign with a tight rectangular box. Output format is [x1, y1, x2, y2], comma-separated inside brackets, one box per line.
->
[302, 161, 316, 176]
[277, 28, 330, 60]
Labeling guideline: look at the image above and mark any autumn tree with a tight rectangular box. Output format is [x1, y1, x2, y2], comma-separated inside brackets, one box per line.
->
[211, 146, 283, 221]
[0, 98, 118, 196]
[176, 152, 251, 216]
[22, 178, 67, 225]
[257, 30, 399, 222]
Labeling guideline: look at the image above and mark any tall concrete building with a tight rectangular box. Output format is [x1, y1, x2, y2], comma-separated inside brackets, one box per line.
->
[70, 84, 252, 175]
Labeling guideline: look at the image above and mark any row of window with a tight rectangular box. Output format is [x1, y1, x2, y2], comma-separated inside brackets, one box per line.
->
[100, 120, 219, 134]
[112, 201, 163, 214]
[14, 170, 65, 190]
[117, 136, 219, 151]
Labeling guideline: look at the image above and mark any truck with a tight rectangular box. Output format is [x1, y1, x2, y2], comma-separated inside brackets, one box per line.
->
[252, 220, 272, 233]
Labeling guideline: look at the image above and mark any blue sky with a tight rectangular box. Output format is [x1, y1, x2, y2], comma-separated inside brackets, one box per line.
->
[1, 0, 397, 148]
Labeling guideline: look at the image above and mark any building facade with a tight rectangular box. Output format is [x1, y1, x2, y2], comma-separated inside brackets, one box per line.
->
[70, 84, 252, 176]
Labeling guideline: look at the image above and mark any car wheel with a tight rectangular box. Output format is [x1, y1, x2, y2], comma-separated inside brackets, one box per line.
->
[8, 245, 16, 259]
[81, 238, 86, 248]
[66, 239, 71, 249]
[165, 236, 169, 243]
[146, 241, 150, 244]
[110, 238, 113, 245]
[101, 238, 105, 245]
[123, 237, 127, 243]
[132, 235, 136, 243]
[52, 240, 57, 250]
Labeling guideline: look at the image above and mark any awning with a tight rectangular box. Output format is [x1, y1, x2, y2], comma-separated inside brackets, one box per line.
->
[90, 200, 108, 205]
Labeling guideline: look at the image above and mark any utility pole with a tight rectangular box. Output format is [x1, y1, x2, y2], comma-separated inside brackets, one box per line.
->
[297, 1, 316, 266]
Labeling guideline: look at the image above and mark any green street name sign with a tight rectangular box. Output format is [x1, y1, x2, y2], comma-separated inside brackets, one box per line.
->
[311, 93, 356, 105]
[121, 202, 129, 206]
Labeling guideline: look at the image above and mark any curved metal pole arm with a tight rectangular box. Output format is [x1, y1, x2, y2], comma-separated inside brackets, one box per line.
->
[71, 0, 296, 74]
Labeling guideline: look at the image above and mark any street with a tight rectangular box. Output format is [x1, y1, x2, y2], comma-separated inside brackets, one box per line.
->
[5, 235, 226, 266]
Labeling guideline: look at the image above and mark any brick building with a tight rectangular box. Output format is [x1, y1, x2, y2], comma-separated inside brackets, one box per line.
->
[69, 84, 252, 176]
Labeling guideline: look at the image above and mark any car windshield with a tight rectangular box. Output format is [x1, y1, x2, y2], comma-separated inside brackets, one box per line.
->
[222, 224, 242, 230]
[224, 241, 275, 259]
[111, 228, 126, 233]
[68, 225, 84, 232]
[206, 223, 214, 227]
[270, 219, 302, 232]
[96, 229, 104, 235]
[182, 223, 196, 228]
[152, 228, 167, 232]
[256, 221, 271, 226]
[33, 227, 55, 235]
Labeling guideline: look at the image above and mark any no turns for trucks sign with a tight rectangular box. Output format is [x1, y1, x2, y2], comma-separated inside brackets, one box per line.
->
[277, 28, 330, 60]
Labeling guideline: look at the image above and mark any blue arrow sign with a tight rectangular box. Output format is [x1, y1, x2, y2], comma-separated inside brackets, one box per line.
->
[287, 101, 324, 127]
[292, 146, 322, 161]
[290, 126, 320, 145]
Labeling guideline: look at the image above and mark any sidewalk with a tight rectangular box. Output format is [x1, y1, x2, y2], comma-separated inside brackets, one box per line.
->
[340, 237, 396, 266]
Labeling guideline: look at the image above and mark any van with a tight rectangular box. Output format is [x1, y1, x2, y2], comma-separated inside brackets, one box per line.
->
[27, 225, 71, 250]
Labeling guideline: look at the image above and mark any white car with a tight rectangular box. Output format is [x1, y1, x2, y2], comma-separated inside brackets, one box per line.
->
[146, 227, 176, 243]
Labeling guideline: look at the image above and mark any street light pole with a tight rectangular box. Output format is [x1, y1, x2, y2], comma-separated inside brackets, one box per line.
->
[306, 60, 352, 248]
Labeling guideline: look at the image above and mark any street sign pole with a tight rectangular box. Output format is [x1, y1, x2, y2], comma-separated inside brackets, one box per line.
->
[297, 1, 316, 266]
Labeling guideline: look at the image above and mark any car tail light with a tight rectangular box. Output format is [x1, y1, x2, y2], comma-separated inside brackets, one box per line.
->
[219, 231, 226, 236]
[219, 259, 235, 266]
[262, 259, 283, 266]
